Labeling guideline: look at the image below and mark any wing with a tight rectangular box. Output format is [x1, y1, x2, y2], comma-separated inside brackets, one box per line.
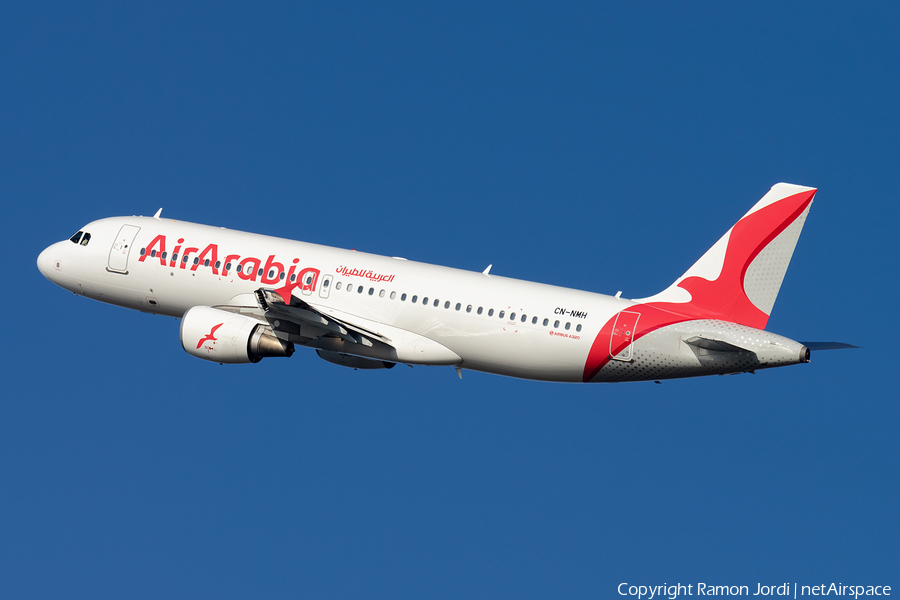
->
[211, 287, 460, 367]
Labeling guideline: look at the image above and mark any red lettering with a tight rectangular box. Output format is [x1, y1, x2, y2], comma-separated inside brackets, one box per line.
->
[170, 238, 184, 267]
[261, 254, 284, 285]
[192, 243, 219, 273]
[139, 234, 167, 266]
[238, 257, 260, 281]
[221, 254, 240, 276]
[286, 258, 300, 284]
[179, 247, 199, 270]
[298, 267, 321, 292]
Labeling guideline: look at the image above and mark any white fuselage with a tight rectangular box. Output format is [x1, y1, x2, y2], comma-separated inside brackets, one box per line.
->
[38, 186, 818, 385]
[38, 215, 631, 382]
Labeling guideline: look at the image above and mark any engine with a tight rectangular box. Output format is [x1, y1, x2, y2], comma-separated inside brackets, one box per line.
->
[180, 306, 294, 364]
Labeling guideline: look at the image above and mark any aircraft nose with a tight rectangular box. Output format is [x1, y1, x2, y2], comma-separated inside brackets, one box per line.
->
[37, 243, 61, 280]
[37, 246, 50, 277]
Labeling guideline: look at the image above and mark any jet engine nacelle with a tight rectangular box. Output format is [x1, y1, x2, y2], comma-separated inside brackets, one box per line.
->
[181, 306, 294, 364]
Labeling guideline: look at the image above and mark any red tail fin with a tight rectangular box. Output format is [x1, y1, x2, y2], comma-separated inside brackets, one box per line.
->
[583, 183, 816, 382]
[637, 183, 815, 329]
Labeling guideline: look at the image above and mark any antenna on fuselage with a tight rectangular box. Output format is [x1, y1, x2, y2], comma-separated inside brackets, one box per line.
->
[482, 264, 492, 275]
[153, 208, 162, 219]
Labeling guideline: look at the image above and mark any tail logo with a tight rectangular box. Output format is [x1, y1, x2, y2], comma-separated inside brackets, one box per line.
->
[583, 186, 816, 382]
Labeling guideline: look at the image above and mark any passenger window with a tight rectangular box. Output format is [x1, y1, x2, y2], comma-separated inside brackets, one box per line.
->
[205, 259, 210, 267]
[81, 233, 91, 246]
[543, 318, 549, 326]
[268, 269, 275, 278]
[69, 231, 83, 244]
[215, 261, 220, 269]
[522, 314, 527, 323]
[279, 272, 285, 280]
[509, 312, 515, 320]
[225, 262, 231, 270]
[151, 250, 157, 257]
[499, 311, 505, 319]
[161, 252, 167, 260]
[236, 264, 242, 273]
[401, 293, 407, 301]
[531, 316, 537, 324]
[423, 297, 428, 304]
[576, 324, 582, 332]
[335, 282, 342, 290]
[347, 284, 353, 292]
[172, 254, 179, 262]
[565, 322, 571, 330]
[456, 303, 461, 311]
[323, 279, 330, 287]
[477, 307, 483, 315]
[194, 257, 200, 265]
[554, 320, 560, 328]
[390, 291, 396, 300]
[466, 305, 472, 313]
[444, 301, 450, 309]
[379, 290, 385, 298]
[433, 299, 439, 307]
[488, 309, 494, 316]
[140, 248, 146, 255]
[412, 295, 418, 303]
[358, 286, 364, 294]
[368, 287, 374, 295]
[183, 256, 189, 264]
[257, 268, 263, 277]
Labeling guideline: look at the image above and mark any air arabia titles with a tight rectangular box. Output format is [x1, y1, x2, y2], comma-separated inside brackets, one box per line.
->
[336, 265, 395, 283]
[138, 234, 321, 289]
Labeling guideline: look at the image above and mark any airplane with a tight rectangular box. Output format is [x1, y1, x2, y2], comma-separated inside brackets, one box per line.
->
[36, 183, 855, 383]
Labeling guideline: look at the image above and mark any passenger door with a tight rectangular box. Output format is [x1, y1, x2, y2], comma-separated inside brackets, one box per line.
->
[609, 310, 640, 361]
[107, 225, 141, 273]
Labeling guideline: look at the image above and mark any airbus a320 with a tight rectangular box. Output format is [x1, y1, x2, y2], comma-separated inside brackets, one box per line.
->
[37, 183, 854, 382]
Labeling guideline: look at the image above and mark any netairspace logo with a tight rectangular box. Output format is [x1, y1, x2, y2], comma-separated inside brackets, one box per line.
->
[617, 583, 891, 599]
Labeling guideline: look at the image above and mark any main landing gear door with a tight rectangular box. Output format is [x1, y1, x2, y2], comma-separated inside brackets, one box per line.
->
[609, 310, 640, 362]
[108, 225, 141, 274]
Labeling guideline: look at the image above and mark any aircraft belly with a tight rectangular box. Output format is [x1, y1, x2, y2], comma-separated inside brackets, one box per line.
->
[427, 322, 592, 382]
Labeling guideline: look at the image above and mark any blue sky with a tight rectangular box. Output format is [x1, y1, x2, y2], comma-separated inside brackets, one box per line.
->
[2, 2, 897, 598]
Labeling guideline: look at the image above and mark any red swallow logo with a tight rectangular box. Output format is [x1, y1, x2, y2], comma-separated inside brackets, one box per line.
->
[197, 323, 223, 350]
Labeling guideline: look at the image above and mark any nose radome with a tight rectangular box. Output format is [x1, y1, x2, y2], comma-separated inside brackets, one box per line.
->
[37, 243, 61, 279]
[37, 246, 51, 277]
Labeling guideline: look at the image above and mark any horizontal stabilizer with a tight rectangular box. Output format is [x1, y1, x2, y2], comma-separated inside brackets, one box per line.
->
[683, 336, 751, 353]
[800, 342, 859, 351]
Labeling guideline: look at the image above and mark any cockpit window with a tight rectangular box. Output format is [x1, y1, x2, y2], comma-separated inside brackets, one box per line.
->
[80, 233, 91, 246]
[69, 231, 83, 244]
